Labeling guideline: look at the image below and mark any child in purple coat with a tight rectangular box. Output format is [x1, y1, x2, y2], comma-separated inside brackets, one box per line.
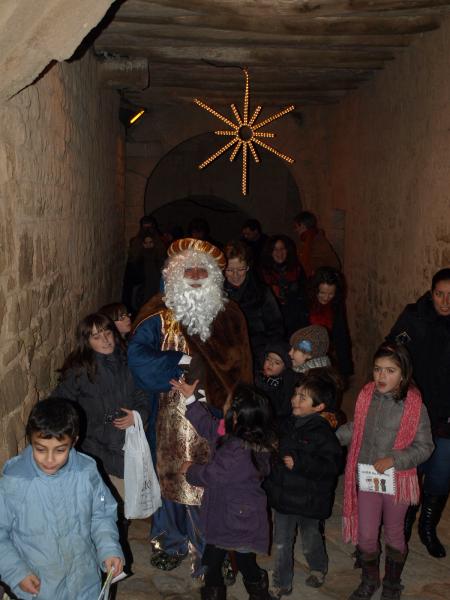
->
[181, 384, 276, 600]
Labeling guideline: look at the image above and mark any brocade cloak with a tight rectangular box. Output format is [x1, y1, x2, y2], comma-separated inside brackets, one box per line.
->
[128, 295, 252, 504]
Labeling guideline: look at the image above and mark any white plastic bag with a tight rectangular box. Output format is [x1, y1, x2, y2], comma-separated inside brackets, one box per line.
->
[123, 411, 161, 519]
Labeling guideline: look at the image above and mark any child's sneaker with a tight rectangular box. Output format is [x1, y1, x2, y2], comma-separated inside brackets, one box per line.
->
[305, 570, 325, 588]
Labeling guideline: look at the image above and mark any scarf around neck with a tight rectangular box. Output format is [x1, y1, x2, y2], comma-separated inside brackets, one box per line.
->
[342, 382, 422, 545]
[292, 355, 331, 373]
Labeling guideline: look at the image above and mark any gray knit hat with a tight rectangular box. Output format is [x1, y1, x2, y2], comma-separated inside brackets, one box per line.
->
[289, 325, 329, 359]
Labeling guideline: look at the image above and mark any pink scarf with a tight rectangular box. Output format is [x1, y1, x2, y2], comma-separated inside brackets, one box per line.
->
[342, 382, 422, 544]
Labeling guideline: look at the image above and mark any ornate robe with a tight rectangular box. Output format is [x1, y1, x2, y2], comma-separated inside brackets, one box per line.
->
[128, 295, 252, 505]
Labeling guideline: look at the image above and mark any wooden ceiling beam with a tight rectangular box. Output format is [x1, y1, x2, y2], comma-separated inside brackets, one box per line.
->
[98, 31, 412, 51]
[145, 78, 361, 92]
[125, 0, 450, 19]
[144, 64, 375, 78]
[349, 0, 450, 12]
[108, 13, 441, 36]
[99, 21, 413, 47]
[95, 44, 394, 69]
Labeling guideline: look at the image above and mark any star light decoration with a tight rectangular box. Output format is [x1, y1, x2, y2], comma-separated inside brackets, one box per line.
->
[194, 68, 295, 196]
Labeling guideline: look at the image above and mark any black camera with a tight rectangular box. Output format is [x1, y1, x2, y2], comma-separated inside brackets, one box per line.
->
[104, 409, 126, 424]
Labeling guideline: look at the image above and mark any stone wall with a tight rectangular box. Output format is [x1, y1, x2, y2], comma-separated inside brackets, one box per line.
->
[0, 52, 125, 464]
[325, 16, 450, 386]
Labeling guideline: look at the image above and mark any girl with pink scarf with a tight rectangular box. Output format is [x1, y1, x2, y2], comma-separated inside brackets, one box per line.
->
[337, 343, 433, 600]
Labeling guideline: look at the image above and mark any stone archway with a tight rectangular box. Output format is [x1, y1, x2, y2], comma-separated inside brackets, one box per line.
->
[144, 132, 301, 239]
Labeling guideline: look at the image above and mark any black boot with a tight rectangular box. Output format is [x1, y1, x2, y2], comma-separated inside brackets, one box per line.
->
[347, 549, 380, 600]
[244, 569, 270, 600]
[380, 545, 407, 600]
[404, 504, 419, 542]
[418, 493, 447, 558]
[201, 585, 227, 600]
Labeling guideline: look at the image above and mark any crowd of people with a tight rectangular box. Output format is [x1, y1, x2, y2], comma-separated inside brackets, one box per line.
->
[0, 211, 449, 600]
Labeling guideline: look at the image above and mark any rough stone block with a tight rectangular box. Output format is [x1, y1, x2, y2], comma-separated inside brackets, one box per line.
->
[0, 366, 28, 418]
[0, 287, 5, 334]
[2, 340, 21, 367]
[30, 355, 52, 391]
[18, 230, 34, 287]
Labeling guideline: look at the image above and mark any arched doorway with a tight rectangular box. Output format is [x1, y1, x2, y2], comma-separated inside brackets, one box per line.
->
[144, 132, 301, 240]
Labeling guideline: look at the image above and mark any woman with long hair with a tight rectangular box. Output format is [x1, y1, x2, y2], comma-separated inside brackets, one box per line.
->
[260, 234, 308, 337]
[307, 266, 353, 380]
[53, 312, 149, 484]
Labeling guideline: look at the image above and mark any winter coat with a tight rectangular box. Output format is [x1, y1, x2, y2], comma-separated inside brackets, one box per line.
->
[261, 263, 308, 337]
[225, 271, 284, 365]
[337, 389, 434, 470]
[387, 292, 450, 430]
[0, 446, 122, 600]
[52, 350, 150, 477]
[185, 400, 220, 450]
[255, 368, 298, 419]
[186, 436, 271, 554]
[264, 414, 342, 519]
[297, 228, 341, 279]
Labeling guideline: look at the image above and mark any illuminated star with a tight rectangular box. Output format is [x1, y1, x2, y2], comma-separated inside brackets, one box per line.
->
[194, 68, 295, 196]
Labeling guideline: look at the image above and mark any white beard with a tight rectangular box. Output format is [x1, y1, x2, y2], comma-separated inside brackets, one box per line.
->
[163, 251, 227, 341]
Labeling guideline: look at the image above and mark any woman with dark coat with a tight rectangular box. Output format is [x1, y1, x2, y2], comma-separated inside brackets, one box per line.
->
[306, 266, 353, 380]
[260, 235, 308, 337]
[387, 268, 450, 558]
[224, 241, 284, 367]
[52, 313, 149, 486]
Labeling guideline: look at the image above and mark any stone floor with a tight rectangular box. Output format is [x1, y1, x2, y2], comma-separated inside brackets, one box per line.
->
[116, 478, 450, 600]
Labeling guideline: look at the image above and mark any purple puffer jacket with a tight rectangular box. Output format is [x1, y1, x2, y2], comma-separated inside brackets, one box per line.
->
[186, 436, 270, 554]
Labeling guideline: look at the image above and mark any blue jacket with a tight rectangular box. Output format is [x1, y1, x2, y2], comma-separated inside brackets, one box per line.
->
[0, 446, 123, 600]
[128, 313, 183, 392]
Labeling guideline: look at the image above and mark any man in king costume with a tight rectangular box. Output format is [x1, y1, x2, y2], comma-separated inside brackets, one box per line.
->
[128, 238, 253, 575]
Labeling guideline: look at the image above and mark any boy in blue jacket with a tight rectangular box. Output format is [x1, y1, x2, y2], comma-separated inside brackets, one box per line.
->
[264, 371, 342, 598]
[0, 398, 123, 600]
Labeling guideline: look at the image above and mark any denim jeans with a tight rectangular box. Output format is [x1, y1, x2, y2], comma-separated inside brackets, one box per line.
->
[272, 511, 328, 590]
[421, 436, 450, 496]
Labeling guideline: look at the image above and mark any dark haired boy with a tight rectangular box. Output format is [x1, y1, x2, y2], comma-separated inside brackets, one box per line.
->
[264, 372, 342, 597]
[0, 398, 123, 600]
